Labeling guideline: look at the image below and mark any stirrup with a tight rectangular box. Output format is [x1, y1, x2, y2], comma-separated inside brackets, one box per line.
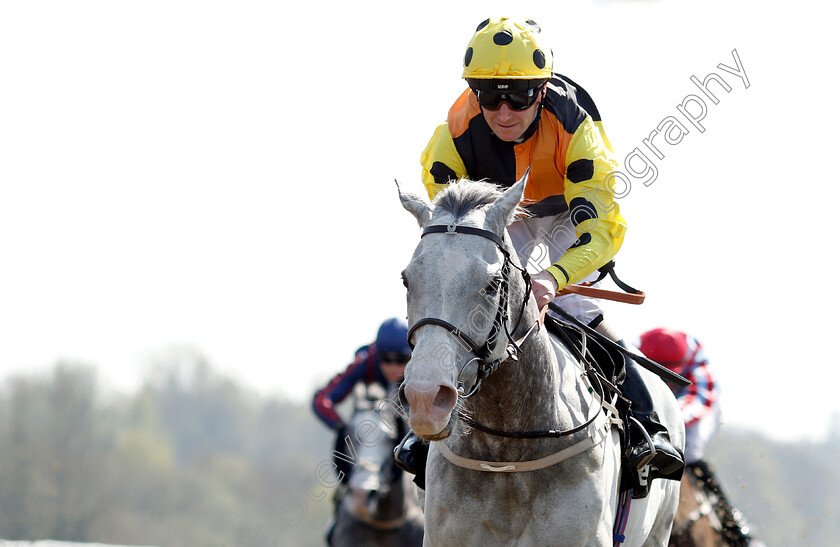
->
[628, 416, 657, 469]
[626, 416, 684, 482]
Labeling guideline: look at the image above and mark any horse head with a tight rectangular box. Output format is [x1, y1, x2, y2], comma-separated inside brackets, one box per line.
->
[396, 174, 534, 441]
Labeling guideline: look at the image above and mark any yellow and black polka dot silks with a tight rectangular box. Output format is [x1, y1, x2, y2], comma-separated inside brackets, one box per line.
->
[420, 74, 626, 290]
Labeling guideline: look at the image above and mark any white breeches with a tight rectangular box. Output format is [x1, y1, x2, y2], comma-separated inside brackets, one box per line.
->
[508, 214, 604, 325]
[684, 402, 722, 464]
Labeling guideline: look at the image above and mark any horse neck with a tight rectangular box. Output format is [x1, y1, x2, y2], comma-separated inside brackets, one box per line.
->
[466, 325, 557, 412]
[377, 469, 411, 519]
[457, 314, 582, 460]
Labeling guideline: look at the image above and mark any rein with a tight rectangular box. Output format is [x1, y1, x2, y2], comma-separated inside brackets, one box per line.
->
[459, 365, 612, 439]
[437, 372, 622, 473]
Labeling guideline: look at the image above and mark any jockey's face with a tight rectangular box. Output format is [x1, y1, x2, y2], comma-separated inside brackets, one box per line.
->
[481, 88, 543, 142]
[380, 351, 410, 383]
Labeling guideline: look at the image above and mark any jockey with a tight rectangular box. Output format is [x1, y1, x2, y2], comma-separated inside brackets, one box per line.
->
[313, 317, 411, 483]
[638, 328, 720, 465]
[394, 17, 684, 493]
[638, 328, 755, 544]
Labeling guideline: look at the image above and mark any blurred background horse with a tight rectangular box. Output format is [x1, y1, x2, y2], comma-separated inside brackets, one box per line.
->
[671, 468, 726, 547]
[328, 387, 423, 547]
[670, 462, 761, 547]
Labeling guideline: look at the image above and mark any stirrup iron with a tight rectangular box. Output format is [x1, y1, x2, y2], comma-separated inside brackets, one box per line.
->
[628, 416, 657, 469]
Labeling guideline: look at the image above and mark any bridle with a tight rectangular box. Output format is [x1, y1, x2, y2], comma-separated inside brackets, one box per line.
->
[405, 222, 616, 445]
[406, 223, 538, 398]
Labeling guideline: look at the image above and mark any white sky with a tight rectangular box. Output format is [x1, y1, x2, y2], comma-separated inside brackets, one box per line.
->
[1, 0, 837, 442]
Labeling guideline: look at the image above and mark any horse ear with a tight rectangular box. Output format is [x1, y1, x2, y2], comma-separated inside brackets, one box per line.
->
[486, 169, 529, 231]
[396, 180, 433, 227]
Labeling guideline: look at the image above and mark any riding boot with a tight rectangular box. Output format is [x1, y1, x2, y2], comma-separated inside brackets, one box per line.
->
[689, 460, 754, 545]
[394, 431, 428, 489]
[619, 341, 685, 491]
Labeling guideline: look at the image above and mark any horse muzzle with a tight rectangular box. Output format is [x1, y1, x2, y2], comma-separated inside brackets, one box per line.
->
[400, 379, 457, 440]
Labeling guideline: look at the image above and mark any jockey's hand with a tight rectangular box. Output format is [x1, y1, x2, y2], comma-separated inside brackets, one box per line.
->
[531, 270, 560, 311]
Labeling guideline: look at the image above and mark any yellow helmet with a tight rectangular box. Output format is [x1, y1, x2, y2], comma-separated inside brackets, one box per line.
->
[462, 17, 553, 85]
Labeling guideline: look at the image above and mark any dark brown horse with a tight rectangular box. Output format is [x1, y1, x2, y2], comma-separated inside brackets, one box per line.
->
[670, 471, 725, 547]
[670, 462, 758, 547]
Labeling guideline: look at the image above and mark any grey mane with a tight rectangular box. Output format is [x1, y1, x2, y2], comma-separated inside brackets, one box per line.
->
[432, 179, 528, 224]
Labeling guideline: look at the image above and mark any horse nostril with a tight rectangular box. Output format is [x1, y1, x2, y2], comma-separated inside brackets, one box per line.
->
[433, 385, 457, 412]
[398, 382, 409, 410]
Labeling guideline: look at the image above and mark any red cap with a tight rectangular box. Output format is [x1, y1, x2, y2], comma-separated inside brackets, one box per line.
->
[639, 328, 689, 369]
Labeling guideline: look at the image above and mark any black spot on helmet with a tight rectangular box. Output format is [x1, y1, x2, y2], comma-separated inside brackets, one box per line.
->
[462, 17, 553, 79]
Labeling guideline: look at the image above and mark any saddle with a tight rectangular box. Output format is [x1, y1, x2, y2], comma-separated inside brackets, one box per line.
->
[542, 315, 671, 497]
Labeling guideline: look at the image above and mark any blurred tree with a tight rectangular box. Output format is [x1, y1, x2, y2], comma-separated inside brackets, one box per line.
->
[145, 346, 257, 463]
[0, 363, 112, 540]
[10, 355, 826, 546]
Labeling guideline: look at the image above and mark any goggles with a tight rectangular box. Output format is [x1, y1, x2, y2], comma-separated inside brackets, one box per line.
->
[380, 352, 411, 365]
[473, 86, 543, 111]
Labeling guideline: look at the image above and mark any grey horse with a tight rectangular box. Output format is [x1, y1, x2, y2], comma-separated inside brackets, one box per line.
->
[329, 394, 424, 547]
[397, 175, 684, 546]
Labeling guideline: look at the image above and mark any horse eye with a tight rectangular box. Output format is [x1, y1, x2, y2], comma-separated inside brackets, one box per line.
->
[484, 276, 502, 295]
[401, 272, 409, 290]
